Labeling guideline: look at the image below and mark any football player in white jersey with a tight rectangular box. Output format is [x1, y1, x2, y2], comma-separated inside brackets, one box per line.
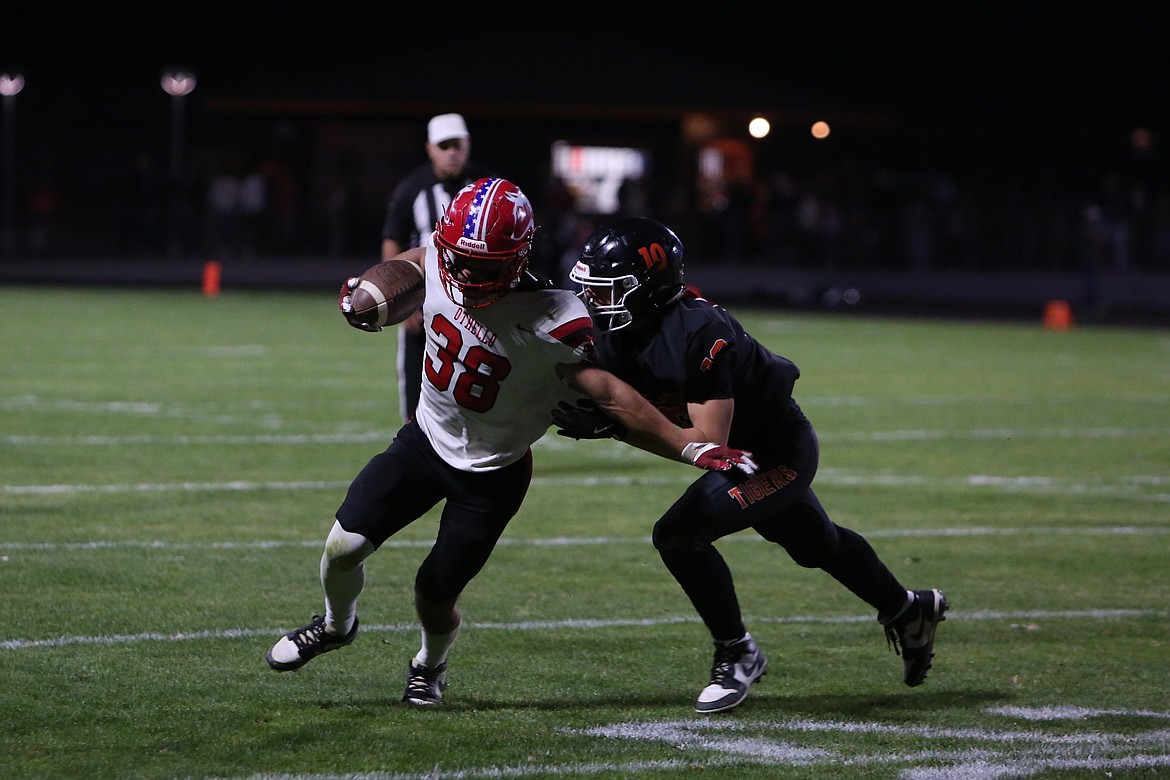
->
[265, 178, 756, 706]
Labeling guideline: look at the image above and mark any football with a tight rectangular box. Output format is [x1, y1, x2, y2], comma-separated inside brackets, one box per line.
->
[348, 259, 426, 328]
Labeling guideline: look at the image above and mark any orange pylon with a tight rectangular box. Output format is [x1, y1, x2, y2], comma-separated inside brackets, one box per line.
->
[1043, 299, 1074, 330]
[202, 261, 222, 297]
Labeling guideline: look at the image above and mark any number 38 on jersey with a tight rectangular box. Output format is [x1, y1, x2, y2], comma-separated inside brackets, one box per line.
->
[424, 312, 512, 413]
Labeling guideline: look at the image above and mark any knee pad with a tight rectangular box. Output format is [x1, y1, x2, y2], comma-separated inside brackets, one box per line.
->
[323, 520, 374, 570]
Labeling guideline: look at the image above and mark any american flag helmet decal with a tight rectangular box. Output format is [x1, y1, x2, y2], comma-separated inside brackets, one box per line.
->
[461, 177, 505, 244]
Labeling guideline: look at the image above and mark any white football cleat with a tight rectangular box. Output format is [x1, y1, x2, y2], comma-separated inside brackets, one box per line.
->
[694, 634, 768, 713]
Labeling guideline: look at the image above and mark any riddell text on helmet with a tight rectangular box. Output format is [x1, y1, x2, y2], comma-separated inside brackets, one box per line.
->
[456, 237, 489, 253]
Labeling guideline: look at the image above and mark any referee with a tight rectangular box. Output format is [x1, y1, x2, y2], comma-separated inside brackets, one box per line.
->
[380, 113, 492, 422]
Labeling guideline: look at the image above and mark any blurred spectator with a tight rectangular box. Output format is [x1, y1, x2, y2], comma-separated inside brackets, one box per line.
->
[617, 175, 649, 217]
[115, 151, 163, 254]
[204, 156, 245, 260]
[901, 181, 938, 270]
[27, 177, 61, 255]
[257, 149, 299, 254]
[239, 166, 267, 259]
[694, 174, 752, 263]
[1097, 173, 1133, 270]
[554, 211, 599, 288]
[327, 151, 362, 257]
[4, 114, 1169, 279]
[759, 171, 800, 265]
[528, 172, 582, 286]
[1151, 194, 1170, 269]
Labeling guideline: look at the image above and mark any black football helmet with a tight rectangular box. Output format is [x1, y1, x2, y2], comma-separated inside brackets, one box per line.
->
[570, 217, 685, 332]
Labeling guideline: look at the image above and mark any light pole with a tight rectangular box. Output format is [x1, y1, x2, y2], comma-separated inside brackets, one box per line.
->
[161, 70, 196, 256]
[0, 72, 24, 258]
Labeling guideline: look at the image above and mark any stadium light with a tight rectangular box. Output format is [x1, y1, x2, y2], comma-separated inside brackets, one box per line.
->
[0, 73, 24, 97]
[1, 72, 25, 256]
[160, 71, 196, 98]
[161, 70, 196, 255]
[161, 70, 196, 180]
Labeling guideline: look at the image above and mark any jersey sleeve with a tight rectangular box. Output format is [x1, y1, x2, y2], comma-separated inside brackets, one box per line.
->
[547, 316, 595, 361]
[534, 293, 596, 363]
[685, 319, 737, 401]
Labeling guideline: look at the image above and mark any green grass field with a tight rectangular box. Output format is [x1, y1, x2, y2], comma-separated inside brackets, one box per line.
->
[2, 287, 1168, 780]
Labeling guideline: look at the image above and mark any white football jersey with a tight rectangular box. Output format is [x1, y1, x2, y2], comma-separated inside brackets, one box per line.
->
[414, 242, 593, 471]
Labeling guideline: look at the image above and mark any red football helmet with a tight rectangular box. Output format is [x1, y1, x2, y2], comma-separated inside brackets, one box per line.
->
[434, 177, 535, 308]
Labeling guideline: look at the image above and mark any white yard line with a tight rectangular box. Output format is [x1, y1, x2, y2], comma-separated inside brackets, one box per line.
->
[2, 525, 1167, 553]
[6, 473, 1169, 502]
[573, 715, 1170, 780]
[2, 432, 396, 446]
[5, 425, 1170, 446]
[188, 709, 1170, 780]
[3, 608, 1166, 651]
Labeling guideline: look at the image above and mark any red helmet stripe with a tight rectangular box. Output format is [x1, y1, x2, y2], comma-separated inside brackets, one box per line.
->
[463, 177, 504, 244]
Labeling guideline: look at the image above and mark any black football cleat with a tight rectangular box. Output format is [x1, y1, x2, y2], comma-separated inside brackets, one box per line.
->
[265, 615, 359, 671]
[402, 660, 448, 705]
[881, 589, 948, 686]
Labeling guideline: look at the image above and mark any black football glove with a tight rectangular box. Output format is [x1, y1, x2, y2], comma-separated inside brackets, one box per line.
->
[338, 276, 381, 332]
[551, 399, 628, 440]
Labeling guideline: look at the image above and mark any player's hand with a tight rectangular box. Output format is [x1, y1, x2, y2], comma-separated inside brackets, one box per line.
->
[338, 277, 382, 332]
[551, 399, 628, 440]
[683, 442, 758, 475]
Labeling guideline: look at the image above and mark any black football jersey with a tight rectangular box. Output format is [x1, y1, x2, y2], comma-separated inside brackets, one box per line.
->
[593, 298, 805, 452]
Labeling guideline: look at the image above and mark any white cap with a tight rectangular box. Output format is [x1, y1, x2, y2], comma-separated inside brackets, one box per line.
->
[427, 113, 469, 144]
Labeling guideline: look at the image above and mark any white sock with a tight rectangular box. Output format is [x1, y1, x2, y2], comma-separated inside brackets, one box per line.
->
[320, 521, 372, 636]
[414, 623, 460, 667]
[322, 562, 362, 636]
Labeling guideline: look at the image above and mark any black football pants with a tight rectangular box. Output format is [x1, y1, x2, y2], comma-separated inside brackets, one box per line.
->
[653, 421, 906, 641]
[336, 419, 532, 602]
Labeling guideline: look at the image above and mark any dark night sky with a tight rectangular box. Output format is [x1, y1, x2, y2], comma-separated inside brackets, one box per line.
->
[3, 0, 1169, 181]
[6, 1, 1168, 117]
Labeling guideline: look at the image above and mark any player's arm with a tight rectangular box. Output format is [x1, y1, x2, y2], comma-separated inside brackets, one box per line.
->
[558, 362, 687, 460]
[382, 238, 403, 261]
[617, 395, 741, 470]
[683, 397, 735, 446]
[557, 363, 755, 474]
[385, 245, 426, 274]
[381, 245, 425, 333]
[341, 246, 425, 303]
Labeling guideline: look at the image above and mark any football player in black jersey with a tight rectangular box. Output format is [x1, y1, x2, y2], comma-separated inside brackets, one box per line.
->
[553, 217, 948, 714]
